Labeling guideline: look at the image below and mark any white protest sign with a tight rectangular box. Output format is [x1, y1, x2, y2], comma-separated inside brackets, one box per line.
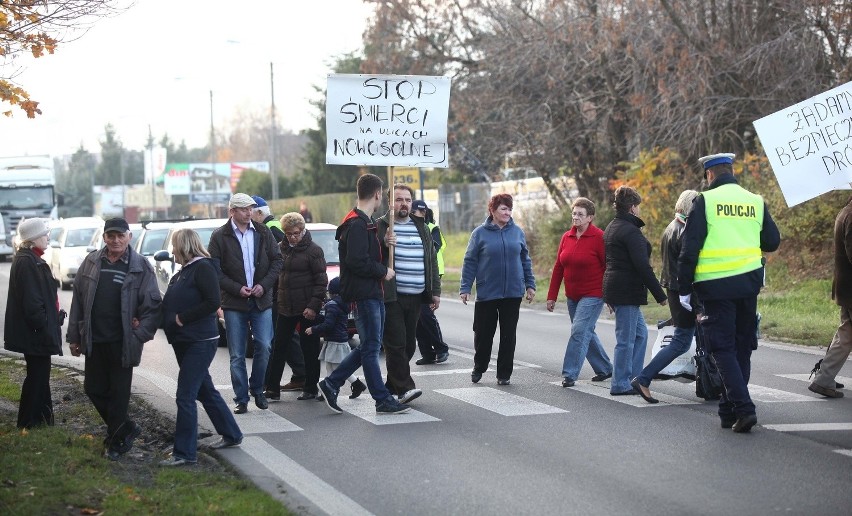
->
[325, 74, 451, 168]
[753, 81, 852, 207]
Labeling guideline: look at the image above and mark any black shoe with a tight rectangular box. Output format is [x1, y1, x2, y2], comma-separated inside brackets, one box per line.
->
[415, 357, 436, 365]
[254, 393, 269, 410]
[471, 370, 482, 383]
[720, 417, 736, 429]
[317, 379, 342, 414]
[349, 379, 367, 399]
[591, 372, 613, 382]
[233, 403, 248, 414]
[113, 421, 142, 455]
[631, 378, 659, 404]
[732, 414, 758, 433]
[376, 397, 411, 414]
[104, 447, 122, 461]
[497, 379, 510, 386]
[435, 353, 449, 363]
[263, 388, 280, 401]
[297, 392, 317, 400]
[562, 378, 575, 387]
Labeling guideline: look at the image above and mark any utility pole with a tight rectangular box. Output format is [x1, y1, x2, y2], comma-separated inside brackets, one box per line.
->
[210, 89, 217, 218]
[148, 125, 156, 220]
[270, 62, 278, 200]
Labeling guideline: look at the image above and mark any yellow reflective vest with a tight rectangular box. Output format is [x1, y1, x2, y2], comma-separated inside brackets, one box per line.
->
[427, 222, 446, 276]
[695, 184, 764, 283]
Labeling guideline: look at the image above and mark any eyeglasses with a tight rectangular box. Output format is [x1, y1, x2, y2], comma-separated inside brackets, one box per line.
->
[571, 212, 589, 219]
[285, 231, 303, 239]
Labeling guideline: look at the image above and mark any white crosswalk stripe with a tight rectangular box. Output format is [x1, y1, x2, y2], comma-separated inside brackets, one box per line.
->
[435, 387, 568, 416]
[336, 396, 440, 425]
[551, 380, 700, 407]
[235, 409, 303, 434]
[763, 423, 852, 432]
[775, 373, 852, 385]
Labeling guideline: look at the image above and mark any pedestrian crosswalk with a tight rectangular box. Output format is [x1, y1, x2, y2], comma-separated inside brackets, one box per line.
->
[435, 387, 567, 416]
[548, 380, 700, 407]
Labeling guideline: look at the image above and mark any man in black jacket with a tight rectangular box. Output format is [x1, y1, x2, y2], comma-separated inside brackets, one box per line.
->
[209, 193, 283, 414]
[317, 174, 411, 415]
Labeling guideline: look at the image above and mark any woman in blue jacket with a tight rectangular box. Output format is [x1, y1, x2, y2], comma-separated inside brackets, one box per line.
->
[159, 229, 243, 466]
[460, 194, 536, 385]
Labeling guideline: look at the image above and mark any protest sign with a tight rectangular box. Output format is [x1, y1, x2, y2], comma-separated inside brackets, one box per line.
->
[325, 74, 451, 168]
[753, 81, 852, 206]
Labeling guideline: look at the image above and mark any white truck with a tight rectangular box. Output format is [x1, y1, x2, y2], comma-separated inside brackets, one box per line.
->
[0, 156, 58, 261]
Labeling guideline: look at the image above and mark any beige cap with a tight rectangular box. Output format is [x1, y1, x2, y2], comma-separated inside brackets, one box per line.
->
[17, 218, 50, 242]
[229, 193, 257, 209]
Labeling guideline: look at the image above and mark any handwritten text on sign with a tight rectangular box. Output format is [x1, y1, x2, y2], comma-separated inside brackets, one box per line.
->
[753, 80, 852, 207]
[325, 74, 451, 168]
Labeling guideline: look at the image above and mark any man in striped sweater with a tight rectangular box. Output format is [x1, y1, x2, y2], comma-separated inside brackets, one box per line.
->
[377, 184, 441, 404]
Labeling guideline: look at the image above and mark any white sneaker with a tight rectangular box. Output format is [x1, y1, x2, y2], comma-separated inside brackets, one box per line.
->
[398, 388, 422, 404]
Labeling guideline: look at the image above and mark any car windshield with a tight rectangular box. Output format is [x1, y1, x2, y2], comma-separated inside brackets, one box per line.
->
[196, 228, 217, 247]
[140, 229, 170, 255]
[66, 228, 98, 247]
[311, 230, 339, 265]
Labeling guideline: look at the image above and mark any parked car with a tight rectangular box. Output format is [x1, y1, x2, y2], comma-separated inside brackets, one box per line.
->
[48, 217, 104, 290]
[152, 218, 228, 297]
[134, 221, 174, 269]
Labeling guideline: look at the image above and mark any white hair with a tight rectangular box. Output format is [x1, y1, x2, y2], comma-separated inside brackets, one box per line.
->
[255, 205, 271, 218]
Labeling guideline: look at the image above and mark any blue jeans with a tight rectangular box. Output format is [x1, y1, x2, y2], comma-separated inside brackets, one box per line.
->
[172, 339, 243, 461]
[224, 304, 273, 405]
[562, 297, 612, 381]
[635, 326, 695, 387]
[612, 305, 648, 393]
[326, 298, 392, 404]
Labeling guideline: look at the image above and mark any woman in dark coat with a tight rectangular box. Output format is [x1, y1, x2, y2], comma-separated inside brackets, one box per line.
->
[602, 187, 667, 395]
[265, 212, 328, 400]
[4, 218, 63, 428]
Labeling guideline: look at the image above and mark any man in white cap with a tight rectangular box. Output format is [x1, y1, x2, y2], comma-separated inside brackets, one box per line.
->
[678, 153, 780, 433]
[208, 193, 283, 414]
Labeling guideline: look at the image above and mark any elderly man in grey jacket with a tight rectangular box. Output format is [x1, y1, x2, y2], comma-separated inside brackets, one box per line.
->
[68, 217, 162, 461]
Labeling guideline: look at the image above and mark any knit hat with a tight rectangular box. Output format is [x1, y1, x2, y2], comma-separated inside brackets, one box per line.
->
[17, 218, 50, 242]
[328, 276, 341, 295]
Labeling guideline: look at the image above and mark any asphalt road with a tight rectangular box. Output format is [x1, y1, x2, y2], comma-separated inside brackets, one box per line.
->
[1, 261, 850, 515]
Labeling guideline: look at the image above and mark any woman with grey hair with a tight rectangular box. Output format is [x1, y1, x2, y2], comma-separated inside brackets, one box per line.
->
[602, 186, 667, 395]
[4, 218, 63, 428]
[631, 190, 700, 403]
[265, 212, 328, 400]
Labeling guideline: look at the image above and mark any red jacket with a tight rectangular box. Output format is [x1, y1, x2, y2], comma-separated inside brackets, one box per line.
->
[547, 223, 605, 302]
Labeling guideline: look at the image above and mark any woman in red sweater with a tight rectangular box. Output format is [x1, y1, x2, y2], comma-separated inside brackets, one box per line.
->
[546, 198, 613, 387]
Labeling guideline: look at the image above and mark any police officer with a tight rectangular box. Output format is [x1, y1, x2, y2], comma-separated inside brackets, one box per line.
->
[678, 153, 780, 433]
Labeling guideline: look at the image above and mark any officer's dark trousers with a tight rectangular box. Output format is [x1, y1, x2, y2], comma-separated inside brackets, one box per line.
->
[701, 297, 758, 419]
[384, 293, 421, 395]
[416, 303, 449, 360]
[84, 341, 134, 445]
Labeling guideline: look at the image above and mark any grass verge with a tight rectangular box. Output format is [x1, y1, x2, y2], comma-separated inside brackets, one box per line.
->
[0, 358, 289, 515]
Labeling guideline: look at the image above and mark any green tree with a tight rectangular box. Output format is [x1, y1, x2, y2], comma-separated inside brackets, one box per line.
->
[96, 123, 123, 186]
[57, 145, 96, 216]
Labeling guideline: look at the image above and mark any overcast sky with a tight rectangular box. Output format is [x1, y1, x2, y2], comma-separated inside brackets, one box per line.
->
[0, 0, 372, 158]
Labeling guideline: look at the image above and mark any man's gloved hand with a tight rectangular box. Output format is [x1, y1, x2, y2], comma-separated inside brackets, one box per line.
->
[679, 294, 692, 311]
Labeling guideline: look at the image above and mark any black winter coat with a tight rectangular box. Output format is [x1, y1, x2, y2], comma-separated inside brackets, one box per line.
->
[602, 213, 666, 306]
[336, 208, 388, 303]
[277, 230, 328, 317]
[833, 198, 852, 308]
[4, 248, 62, 356]
[208, 219, 283, 312]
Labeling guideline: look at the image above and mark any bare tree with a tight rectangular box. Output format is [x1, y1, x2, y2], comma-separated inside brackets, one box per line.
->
[1, 0, 128, 117]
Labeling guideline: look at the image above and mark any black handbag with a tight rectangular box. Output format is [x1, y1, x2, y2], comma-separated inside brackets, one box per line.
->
[694, 319, 723, 400]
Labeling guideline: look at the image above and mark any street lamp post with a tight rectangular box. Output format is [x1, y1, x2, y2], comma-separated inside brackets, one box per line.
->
[270, 61, 278, 201]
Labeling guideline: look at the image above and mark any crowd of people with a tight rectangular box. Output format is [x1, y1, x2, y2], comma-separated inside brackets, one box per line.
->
[3, 153, 850, 467]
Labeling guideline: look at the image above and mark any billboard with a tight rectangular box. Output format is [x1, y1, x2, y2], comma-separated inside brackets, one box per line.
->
[161, 162, 269, 204]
